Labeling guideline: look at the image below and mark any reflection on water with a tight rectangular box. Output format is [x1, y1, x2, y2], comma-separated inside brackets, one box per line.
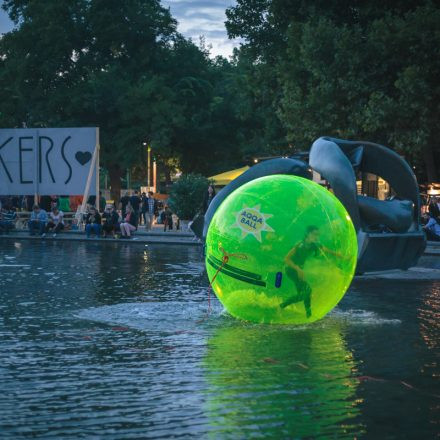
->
[0, 241, 439, 439]
[419, 285, 440, 350]
[204, 321, 363, 438]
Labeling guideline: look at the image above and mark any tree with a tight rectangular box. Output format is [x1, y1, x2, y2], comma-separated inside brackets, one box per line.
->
[0, 1, 255, 197]
[226, 0, 440, 181]
[0, 0, 181, 198]
[168, 173, 209, 220]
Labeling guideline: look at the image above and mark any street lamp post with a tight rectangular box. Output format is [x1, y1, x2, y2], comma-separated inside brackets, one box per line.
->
[143, 141, 151, 189]
[147, 146, 151, 189]
[153, 160, 157, 193]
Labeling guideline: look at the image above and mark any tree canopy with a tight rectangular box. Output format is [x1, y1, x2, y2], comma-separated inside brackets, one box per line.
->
[226, 0, 440, 181]
[0, 0, 245, 198]
[1, 0, 439, 193]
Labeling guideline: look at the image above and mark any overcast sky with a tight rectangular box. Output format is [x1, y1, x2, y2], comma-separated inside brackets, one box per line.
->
[0, 0, 240, 58]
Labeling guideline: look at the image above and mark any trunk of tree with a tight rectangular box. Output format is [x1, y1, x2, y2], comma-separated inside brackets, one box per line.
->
[108, 164, 123, 204]
[422, 143, 438, 183]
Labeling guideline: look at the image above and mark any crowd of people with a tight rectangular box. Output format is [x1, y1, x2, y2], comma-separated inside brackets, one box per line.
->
[83, 190, 179, 239]
[3, 185, 440, 243]
[4, 184, 440, 244]
[0, 190, 178, 239]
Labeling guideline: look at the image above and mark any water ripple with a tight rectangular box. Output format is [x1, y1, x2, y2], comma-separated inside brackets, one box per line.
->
[0, 241, 438, 439]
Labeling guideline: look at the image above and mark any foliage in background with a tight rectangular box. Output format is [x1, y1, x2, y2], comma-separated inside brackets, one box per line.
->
[1, 0, 439, 191]
[226, 0, 440, 182]
[168, 174, 209, 220]
[0, 0, 245, 199]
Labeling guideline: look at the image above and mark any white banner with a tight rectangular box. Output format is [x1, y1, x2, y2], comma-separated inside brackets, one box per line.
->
[0, 127, 99, 196]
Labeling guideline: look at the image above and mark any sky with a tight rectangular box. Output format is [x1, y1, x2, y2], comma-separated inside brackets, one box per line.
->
[0, 0, 240, 58]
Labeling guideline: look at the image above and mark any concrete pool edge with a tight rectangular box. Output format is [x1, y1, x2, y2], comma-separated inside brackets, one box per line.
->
[0, 232, 202, 246]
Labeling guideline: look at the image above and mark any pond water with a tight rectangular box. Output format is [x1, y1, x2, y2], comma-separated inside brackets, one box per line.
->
[0, 241, 438, 439]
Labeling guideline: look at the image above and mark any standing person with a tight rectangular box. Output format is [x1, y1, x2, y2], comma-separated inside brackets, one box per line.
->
[45, 207, 64, 237]
[0, 205, 17, 235]
[39, 195, 52, 213]
[99, 191, 107, 213]
[144, 191, 157, 231]
[160, 205, 173, 232]
[11, 196, 20, 210]
[120, 205, 137, 238]
[140, 192, 148, 225]
[19, 196, 25, 211]
[18, 196, 24, 211]
[119, 192, 130, 215]
[85, 207, 102, 238]
[25, 195, 34, 212]
[28, 205, 48, 236]
[50, 195, 59, 211]
[21, 196, 28, 211]
[130, 190, 141, 218]
[203, 185, 216, 213]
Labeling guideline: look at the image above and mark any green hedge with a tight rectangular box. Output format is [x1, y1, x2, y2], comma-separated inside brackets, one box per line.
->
[169, 174, 210, 220]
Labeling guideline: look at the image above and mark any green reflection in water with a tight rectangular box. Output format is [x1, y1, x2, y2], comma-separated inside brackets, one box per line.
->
[203, 320, 364, 439]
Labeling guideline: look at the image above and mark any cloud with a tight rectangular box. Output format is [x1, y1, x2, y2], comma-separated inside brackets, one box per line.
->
[0, 8, 14, 34]
[162, 0, 240, 58]
[0, 1, 240, 58]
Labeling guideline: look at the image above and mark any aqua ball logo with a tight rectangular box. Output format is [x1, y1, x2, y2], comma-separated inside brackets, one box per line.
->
[232, 205, 274, 242]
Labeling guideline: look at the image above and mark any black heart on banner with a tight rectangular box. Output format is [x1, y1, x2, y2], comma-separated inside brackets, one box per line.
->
[75, 151, 92, 166]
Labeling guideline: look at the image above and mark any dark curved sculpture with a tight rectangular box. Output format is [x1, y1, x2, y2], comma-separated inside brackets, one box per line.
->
[309, 137, 425, 272]
[194, 137, 425, 273]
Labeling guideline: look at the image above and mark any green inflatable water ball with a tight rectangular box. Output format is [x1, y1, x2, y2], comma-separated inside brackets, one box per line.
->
[205, 175, 358, 324]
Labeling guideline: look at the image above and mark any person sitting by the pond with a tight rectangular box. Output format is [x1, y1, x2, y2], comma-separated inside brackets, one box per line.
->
[423, 203, 440, 241]
[85, 206, 102, 238]
[160, 205, 173, 232]
[45, 207, 64, 237]
[102, 205, 120, 238]
[0, 205, 17, 235]
[87, 195, 96, 209]
[120, 205, 137, 239]
[28, 205, 48, 236]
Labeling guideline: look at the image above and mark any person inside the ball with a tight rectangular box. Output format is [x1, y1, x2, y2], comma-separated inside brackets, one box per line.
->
[280, 225, 342, 317]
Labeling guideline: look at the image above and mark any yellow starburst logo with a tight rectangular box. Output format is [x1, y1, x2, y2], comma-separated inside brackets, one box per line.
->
[232, 204, 274, 242]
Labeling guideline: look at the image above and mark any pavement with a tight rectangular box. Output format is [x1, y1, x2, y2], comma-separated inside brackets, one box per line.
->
[357, 265, 440, 280]
[356, 242, 440, 280]
[0, 224, 202, 246]
[424, 242, 440, 255]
